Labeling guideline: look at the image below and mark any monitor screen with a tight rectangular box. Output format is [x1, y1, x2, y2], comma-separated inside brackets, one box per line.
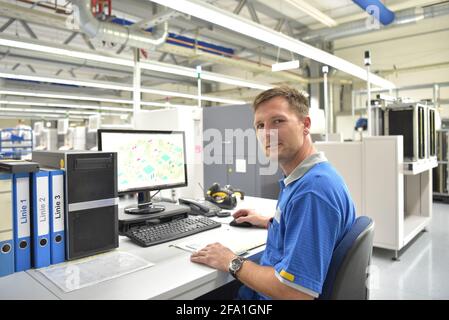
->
[98, 129, 187, 194]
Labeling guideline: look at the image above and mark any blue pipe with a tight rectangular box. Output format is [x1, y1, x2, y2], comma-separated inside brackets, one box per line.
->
[111, 17, 234, 56]
[352, 0, 395, 25]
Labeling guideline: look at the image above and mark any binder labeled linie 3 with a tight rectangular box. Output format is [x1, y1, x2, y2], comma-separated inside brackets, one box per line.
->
[32, 151, 119, 261]
[48, 170, 65, 264]
[13, 173, 32, 272]
[0, 173, 14, 277]
[31, 171, 51, 269]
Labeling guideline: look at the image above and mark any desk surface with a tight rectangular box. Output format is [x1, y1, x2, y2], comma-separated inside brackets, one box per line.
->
[1, 196, 276, 300]
[0, 271, 59, 300]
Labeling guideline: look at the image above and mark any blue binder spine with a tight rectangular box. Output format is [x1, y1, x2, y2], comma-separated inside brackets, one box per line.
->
[49, 170, 65, 264]
[31, 171, 50, 269]
[0, 173, 14, 277]
[12, 173, 31, 272]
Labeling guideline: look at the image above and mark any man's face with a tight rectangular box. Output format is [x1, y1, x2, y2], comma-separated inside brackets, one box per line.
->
[254, 96, 309, 163]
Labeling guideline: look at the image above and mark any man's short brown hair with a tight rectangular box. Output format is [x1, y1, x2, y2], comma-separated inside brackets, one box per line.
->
[252, 86, 309, 118]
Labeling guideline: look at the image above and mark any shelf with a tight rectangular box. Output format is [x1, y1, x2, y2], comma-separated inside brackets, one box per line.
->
[433, 192, 449, 196]
[403, 215, 430, 247]
[403, 157, 438, 175]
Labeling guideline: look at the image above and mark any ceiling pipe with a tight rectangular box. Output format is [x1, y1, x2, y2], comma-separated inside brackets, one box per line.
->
[352, 0, 395, 25]
[0, 2, 308, 84]
[301, 1, 449, 42]
[71, 0, 168, 49]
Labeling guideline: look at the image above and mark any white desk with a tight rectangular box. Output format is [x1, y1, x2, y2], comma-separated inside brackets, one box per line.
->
[1, 196, 276, 300]
[0, 271, 59, 300]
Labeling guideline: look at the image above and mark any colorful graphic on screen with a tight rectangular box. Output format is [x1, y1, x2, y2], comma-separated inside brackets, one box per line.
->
[100, 132, 186, 192]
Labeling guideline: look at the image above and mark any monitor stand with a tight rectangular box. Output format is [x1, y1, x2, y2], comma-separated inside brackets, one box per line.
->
[124, 191, 165, 215]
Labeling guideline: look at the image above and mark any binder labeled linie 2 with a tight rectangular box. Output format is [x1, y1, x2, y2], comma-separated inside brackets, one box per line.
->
[0, 173, 14, 277]
[13, 173, 31, 272]
[31, 171, 51, 269]
[48, 170, 65, 264]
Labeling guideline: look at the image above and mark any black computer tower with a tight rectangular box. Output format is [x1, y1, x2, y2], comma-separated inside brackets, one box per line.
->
[384, 102, 427, 162]
[32, 150, 119, 260]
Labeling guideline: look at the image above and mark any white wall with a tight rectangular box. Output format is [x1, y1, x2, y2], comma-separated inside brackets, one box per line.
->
[334, 14, 449, 118]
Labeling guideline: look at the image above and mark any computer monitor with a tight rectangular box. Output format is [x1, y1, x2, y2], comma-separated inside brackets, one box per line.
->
[98, 129, 187, 214]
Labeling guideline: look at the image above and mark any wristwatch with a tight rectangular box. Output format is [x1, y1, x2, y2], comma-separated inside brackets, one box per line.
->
[228, 256, 247, 279]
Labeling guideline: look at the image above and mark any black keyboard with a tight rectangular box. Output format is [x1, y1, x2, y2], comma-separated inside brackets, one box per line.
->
[125, 216, 222, 247]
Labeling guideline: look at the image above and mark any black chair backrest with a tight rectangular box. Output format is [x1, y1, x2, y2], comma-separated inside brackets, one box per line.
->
[319, 216, 375, 300]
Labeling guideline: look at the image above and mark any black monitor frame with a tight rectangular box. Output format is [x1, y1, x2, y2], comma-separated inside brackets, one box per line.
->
[97, 129, 188, 196]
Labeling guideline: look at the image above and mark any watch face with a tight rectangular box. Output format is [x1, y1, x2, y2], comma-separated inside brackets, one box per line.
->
[230, 257, 243, 272]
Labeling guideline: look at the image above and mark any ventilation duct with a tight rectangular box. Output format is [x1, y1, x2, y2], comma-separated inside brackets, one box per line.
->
[72, 0, 168, 49]
[302, 2, 449, 42]
[352, 0, 395, 25]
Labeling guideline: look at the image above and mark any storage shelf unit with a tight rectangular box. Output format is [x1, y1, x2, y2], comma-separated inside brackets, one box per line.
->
[316, 136, 435, 260]
[433, 130, 449, 201]
[0, 128, 33, 159]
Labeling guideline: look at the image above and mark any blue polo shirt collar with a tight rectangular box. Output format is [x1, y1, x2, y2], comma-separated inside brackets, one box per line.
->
[282, 152, 328, 187]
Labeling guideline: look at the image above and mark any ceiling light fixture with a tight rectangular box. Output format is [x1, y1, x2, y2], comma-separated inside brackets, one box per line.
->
[0, 100, 131, 114]
[140, 101, 198, 108]
[0, 90, 132, 104]
[272, 60, 300, 72]
[0, 35, 272, 91]
[0, 77, 247, 105]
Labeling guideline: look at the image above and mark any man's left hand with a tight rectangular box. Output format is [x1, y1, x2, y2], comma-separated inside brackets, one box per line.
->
[190, 242, 236, 272]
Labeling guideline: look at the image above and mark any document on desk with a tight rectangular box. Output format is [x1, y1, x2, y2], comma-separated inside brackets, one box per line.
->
[37, 251, 154, 293]
[173, 229, 266, 256]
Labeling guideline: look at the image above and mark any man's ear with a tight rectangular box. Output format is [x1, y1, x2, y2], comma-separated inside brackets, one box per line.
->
[303, 116, 311, 135]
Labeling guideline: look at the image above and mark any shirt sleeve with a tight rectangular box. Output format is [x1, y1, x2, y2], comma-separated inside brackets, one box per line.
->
[273, 192, 341, 295]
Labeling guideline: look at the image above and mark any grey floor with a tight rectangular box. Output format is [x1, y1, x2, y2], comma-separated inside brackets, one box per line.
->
[369, 201, 449, 300]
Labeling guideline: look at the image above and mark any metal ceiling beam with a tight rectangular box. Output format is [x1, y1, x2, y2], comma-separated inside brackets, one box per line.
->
[130, 9, 187, 30]
[156, 42, 309, 84]
[149, 0, 395, 88]
[0, 18, 16, 33]
[81, 33, 96, 51]
[0, 2, 78, 31]
[63, 32, 79, 45]
[274, 18, 285, 32]
[19, 21, 38, 39]
[246, 2, 260, 24]
[112, 0, 305, 61]
[234, 0, 247, 15]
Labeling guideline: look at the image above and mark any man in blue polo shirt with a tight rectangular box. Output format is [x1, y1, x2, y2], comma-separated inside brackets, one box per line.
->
[191, 86, 355, 299]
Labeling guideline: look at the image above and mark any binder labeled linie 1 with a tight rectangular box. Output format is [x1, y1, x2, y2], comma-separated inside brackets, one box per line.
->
[31, 171, 51, 269]
[13, 173, 31, 272]
[48, 170, 65, 264]
[0, 173, 14, 277]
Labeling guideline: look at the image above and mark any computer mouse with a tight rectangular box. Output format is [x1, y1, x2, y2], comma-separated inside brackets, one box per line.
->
[229, 219, 253, 228]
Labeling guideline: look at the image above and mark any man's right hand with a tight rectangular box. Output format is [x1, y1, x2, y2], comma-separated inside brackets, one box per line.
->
[232, 209, 272, 229]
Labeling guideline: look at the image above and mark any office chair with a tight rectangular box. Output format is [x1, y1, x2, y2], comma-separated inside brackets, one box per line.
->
[319, 216, 375, 300]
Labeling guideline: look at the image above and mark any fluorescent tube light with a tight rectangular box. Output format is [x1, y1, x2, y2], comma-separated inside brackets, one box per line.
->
[0, 111, 62, 118]
[0, 90, 132, 104]
[0, 79, 247, 105]
[149, 0, 395, 89]
[140, 88, 246, 104]
[0, 72, 131, 91]
[201, 72, 271, 90]
[140, 101, 198, 108]
[0, 35, 271, 90]
[0, 37, 133, 67]
[272, 60, 300, 72]
[140, 62, 272, 90]
[285, 0, 337, 27]
[0, 99, 132, 113]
